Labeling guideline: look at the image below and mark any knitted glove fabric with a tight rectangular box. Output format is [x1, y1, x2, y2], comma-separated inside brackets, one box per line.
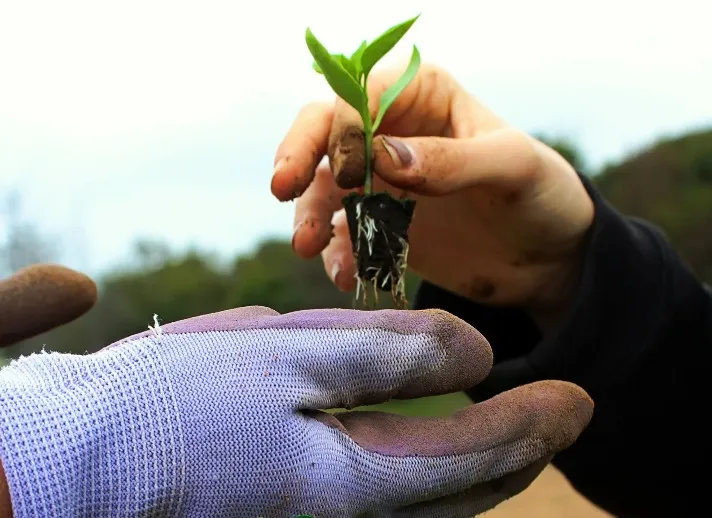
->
[0, 306, 593, 517]
[0, 263, 98, 517]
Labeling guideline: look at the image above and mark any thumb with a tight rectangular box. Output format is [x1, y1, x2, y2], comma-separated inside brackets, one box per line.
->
[372, 129, 539, 196]
[313, 380, 592, 512]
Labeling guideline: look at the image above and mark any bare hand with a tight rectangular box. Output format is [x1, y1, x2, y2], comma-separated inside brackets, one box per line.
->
[272, 64, 594, 321]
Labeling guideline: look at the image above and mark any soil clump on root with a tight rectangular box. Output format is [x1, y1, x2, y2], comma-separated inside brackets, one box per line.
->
[343, 192, 416, 308]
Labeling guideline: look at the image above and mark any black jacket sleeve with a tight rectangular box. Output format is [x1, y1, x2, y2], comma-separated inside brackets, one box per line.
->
[413, 173, 711, 518]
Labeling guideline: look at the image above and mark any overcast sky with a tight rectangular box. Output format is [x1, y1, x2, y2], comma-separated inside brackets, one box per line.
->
[1, 0, 711, 276]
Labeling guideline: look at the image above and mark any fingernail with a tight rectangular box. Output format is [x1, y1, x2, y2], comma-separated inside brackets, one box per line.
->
[381, 136, 413, 169]
[291, 218, 305, 251]
[273, 157, 287, 175]
[293, 217, 305, 233]
[331, 263, 342, 285]
[291, 217, 306, 248]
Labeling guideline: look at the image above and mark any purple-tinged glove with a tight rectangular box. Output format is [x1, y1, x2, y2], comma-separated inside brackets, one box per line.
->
[0, 306, 592, 517]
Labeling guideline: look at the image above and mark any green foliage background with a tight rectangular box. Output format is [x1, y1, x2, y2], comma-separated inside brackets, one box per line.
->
[2, 127, 711, 417]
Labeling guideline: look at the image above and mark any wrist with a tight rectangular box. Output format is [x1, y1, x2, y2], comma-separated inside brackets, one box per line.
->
[527, 264, 583, 335]
[526, 186, 594, 334]
[0, 343, 185, 517]
[525, 233, 590, 335]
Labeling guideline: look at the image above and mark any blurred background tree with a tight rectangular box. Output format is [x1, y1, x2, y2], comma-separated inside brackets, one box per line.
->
[535, 133, 589, 175]
[594, 128, 712, 282]
[0, 191, 57, 276]
[539, 128, 712, 284]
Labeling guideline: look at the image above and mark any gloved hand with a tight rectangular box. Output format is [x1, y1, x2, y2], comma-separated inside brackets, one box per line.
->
[0, 304, 593, 517]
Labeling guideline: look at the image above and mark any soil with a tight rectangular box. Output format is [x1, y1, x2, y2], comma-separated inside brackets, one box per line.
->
[329, 125, 367, 189]
[342, 192, 416, 307]
[486, 465, 612, 518]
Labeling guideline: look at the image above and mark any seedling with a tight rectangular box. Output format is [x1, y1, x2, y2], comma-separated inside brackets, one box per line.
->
[305, 15, 421, 308]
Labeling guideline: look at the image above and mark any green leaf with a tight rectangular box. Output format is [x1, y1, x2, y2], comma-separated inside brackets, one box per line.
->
[351, 40, 368, 63]
[350, 40, 368, 79]
[305, 28, 366, 115]
[372, 45, 421, 133]
[360, 14, 420, 79]
[315, 54, 356, 78]
[335, 53, 358, 79]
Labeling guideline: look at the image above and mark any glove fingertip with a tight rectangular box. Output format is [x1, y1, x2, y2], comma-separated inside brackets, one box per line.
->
[396, 309, 494, 398]
[0, 264, 97, 347]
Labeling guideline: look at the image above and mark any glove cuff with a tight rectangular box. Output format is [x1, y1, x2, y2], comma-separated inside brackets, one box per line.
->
[0, 340, 186, 517]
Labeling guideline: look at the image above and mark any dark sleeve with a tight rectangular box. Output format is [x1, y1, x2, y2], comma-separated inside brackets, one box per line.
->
[413, 173, 711, 518]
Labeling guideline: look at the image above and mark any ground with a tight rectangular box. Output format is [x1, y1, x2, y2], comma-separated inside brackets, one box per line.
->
[484, 465, 611, 517]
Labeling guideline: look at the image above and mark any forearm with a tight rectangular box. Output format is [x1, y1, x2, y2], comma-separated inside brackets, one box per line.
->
[414, 172, 708, 394]
[0, 342, 186, 517]
[414, 173, 712, 516]
[543, 182, 711, 515]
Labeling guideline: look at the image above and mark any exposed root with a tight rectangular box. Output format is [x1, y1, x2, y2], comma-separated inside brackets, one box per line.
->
[352, 200, 410, 309]
[355, 274, 364, 306]
[355, 202, 378, 257]
[344, 192, 415, 310]
[148, 313, 163, 341]
[391, 238, 410, 309]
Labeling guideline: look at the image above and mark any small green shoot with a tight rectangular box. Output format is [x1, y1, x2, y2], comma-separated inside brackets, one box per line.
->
[305, 15, 421, 194]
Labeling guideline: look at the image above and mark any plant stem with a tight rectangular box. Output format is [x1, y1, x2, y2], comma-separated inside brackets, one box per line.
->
[361, 83, 373, 196]
[364, 126, 373, 195]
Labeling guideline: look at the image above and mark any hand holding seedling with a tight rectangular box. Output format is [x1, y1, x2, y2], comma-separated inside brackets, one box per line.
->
[298, 16, 423, 308]
[273, 19, 594, 325]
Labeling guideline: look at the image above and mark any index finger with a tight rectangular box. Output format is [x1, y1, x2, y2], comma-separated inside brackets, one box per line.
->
[292, 160, 351, 259]
[271, 102, 334, 202]
[272, 308, 493, 409]
[270, 65, 422, 203]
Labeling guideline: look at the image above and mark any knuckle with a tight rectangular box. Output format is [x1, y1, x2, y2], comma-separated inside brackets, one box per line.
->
[509, 129, 542, 180]
[419, 62, 448, 78]
[419, 62, 458, 93]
